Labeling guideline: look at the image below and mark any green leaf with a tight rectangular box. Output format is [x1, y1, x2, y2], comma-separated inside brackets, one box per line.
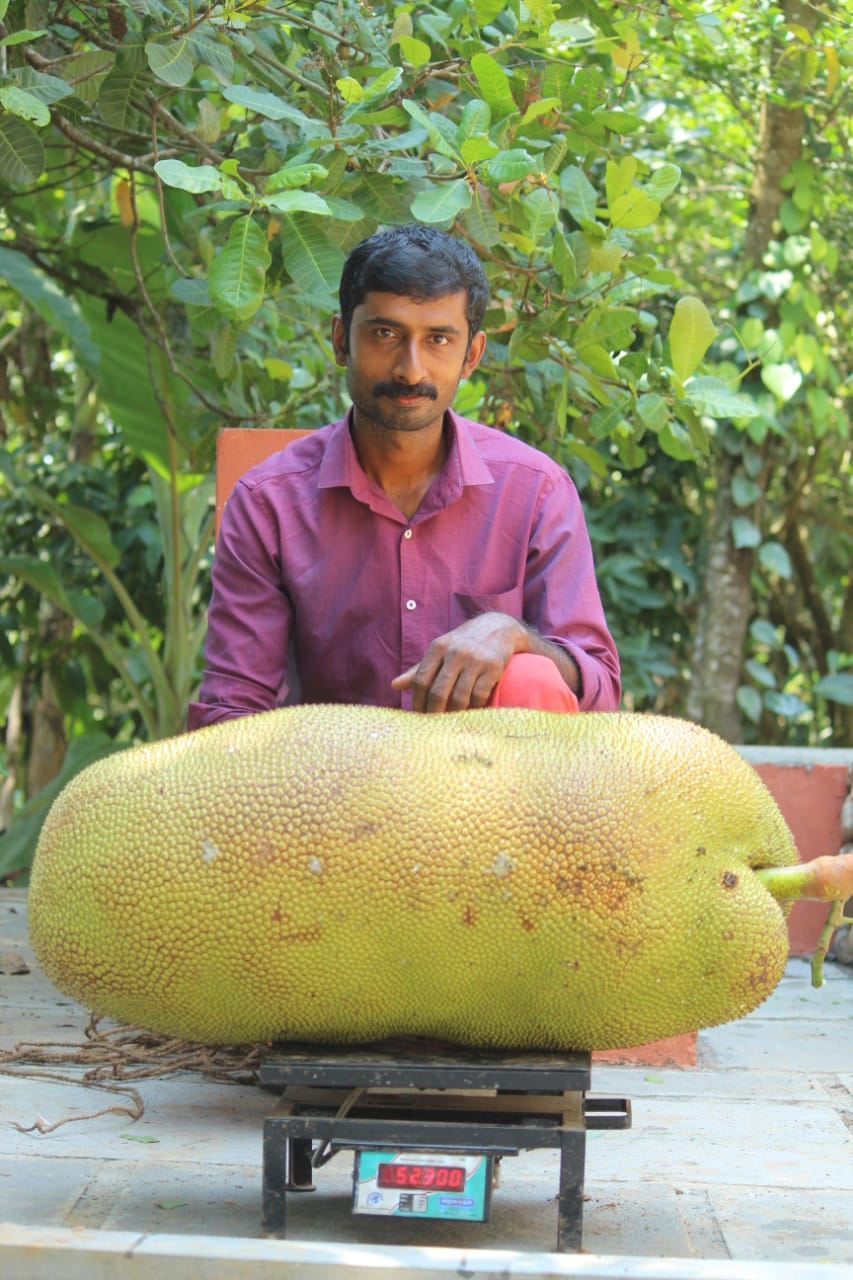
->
[397, 35, 431, 66]
[99, 54, 153, 130]
[457, 99, 492, 144]
[813, 674, 853, 706]
[552, 230, 577, 288]
[187, 28, 234, 83]
[736, 686, 763, 724]
[0, 28, 46, 47]
[470, 52, 518, 120]
[0, 247, 98, 373]
[154, 159, 226, 195]
[605, 155, 637, 204]
[758, 541, 792, 578]
[0, 116, 44, 184]
[464, 198, 501, 248]
[279, 216, 344, 297]
[460, 137, 499, 165]
[637, 392, 668, 432]
[265, 163, 328, 191]
[62, 49, 114, 103]
[610, 187, 660, 229]
[731, 516, 761, 549]
[336, 76, 363, 103]
[761, 362, 803, 403]
[669, 296, 717, 382]
[764, 691, 808, 719]
[146, 34, 196, 87]
[121, 1133, 160, 1144]
[475, 0, 507, 23]
[560, 166, 598, 223]
[683, 377, 760, 420]
[208, 216, 271, 326]
[731, 474, 761, 507]
[402, 99, 462, 163]
[644, 164, 681, 202]
[745, 659, 776, 689]
[0, 85, 50, 126]
[750, 619, 780, 647]
[410, 179, 472, 224]
[520, 97, 560, 126]
[264, 190, 331, 216]
[483, 149, 536, 183]
[223, 85, 313, 128]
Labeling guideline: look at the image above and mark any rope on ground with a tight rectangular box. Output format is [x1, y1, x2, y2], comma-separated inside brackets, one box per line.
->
[0, 1013, 267, 1134]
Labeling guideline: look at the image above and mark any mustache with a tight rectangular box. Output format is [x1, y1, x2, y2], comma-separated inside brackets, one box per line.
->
[373, 380, 438, 400]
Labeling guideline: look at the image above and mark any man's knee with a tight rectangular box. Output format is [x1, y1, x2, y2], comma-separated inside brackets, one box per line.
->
[488, 653, 579, 712]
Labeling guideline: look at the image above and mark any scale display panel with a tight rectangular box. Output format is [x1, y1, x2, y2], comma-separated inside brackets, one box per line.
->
[353, 1150, 492, 1220]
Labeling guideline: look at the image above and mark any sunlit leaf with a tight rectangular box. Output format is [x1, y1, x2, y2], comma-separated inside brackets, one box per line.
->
[154, 159, 225, 194]
[470, 52, 517, 119]
[208, 216, 271, 325]
[683, 376, 759, 420]
[669, 296, 717, 382]
[411, 179, 473, 223]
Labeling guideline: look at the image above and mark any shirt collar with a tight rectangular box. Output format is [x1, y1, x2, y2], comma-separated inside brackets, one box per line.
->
[317, 408, 494, 500]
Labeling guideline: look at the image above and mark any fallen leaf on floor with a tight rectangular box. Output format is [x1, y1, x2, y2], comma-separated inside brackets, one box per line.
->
[120, 1132, 160, 1143]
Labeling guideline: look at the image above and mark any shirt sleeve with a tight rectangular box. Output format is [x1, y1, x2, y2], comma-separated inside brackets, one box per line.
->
[186, 481, 292, 731]
[523, 470, 621, 711]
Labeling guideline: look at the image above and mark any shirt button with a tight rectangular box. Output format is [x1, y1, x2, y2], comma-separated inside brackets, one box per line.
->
[403, 528, 413, 540]
[406, 599, 417, 611]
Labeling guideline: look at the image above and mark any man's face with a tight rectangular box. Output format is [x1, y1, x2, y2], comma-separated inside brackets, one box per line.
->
[331, 290, 486, 436]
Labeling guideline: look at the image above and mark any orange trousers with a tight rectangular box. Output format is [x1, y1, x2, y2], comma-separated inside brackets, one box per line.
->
[487, 653, 579, 713]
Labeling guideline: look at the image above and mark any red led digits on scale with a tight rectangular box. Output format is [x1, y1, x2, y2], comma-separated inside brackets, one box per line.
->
[376, 1162, 466, 1190]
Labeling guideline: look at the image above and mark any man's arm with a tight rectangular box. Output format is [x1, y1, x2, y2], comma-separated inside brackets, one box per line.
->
[187, 483, 292, 731]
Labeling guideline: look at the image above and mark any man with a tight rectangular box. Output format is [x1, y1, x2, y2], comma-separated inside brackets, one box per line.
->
[187, 224, 620, 730]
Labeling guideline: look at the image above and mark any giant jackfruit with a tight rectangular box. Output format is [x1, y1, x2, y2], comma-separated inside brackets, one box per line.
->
[28, 706, 813, 1049]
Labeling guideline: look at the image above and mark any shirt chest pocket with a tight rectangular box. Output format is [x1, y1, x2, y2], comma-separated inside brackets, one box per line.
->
[449, 588, 525, 631]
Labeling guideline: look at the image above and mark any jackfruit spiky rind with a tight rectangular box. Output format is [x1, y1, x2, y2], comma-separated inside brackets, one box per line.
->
[27, 706, 799, 1049]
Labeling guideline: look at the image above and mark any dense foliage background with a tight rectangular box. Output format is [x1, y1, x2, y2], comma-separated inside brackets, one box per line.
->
[1, 0, 851, 876]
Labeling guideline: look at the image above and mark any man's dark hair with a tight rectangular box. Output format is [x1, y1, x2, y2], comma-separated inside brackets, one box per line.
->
[338, 224, 489, 349]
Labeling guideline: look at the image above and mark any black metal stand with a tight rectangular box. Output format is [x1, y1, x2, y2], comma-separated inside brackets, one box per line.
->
[259, 1040, 630, 1252]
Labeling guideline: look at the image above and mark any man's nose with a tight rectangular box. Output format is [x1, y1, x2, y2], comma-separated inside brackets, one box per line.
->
[393, 339, 425, 384]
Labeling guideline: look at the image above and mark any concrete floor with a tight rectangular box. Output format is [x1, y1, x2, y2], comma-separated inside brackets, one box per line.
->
[2, 887, 852, 1278]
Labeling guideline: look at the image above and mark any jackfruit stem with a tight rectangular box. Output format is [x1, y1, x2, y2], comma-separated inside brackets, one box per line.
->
[753, 852, 853, 902]
[810, 900, 845, 990]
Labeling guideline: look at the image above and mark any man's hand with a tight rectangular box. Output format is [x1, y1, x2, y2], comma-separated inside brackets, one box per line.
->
[391, 611, 578, 713]
[391, 612, 523, 712]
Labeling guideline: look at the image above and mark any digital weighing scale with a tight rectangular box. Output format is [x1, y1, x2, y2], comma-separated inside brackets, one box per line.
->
[259, 1039, 630, 1251]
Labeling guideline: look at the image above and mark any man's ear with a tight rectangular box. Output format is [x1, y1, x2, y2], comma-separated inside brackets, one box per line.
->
[462, 329, 486, 378]
[331, 314, 348, 367]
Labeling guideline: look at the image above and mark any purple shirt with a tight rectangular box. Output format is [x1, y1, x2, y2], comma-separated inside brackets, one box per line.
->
[187, 411, 620, 729]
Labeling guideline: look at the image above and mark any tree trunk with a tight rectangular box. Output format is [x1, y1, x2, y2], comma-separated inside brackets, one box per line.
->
[27, 670, 67, 798]
[686, 452, 754, 741]
[687, 0, 817, 741]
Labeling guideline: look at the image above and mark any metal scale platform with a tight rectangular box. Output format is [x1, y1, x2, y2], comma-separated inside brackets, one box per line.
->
[259, 1039, 631, 1252]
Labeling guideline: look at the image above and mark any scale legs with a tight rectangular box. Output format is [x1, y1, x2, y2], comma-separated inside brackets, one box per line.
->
[556, 1128, 586, 1252]
[262, 1124, 315, 1235]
